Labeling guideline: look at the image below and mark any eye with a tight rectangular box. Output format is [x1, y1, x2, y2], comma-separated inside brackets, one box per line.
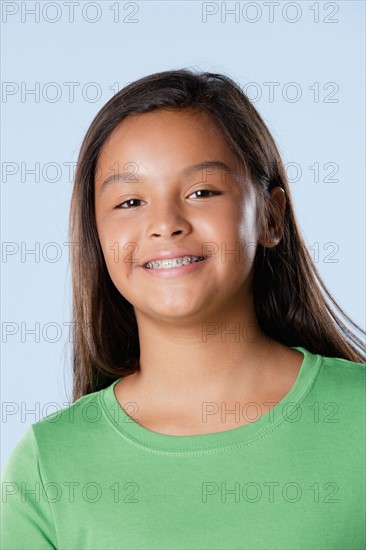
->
[189, 189, 221, 199]
[116, 198, 143, 209]
[116, 190, 221, 209]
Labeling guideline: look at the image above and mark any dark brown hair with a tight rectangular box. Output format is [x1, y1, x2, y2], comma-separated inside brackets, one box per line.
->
[68, 68, 365, 402]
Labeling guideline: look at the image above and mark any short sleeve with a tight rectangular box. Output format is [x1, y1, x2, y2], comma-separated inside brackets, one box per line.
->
[1, 426, 58, 549]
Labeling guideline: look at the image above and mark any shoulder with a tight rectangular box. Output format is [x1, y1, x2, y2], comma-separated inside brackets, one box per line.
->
[318, 353, 365, 391]
[310, 352, 365, 425]
[31, 386, 109, 443]
[3, 386, 111, 477]
[292, 345, 365, 399]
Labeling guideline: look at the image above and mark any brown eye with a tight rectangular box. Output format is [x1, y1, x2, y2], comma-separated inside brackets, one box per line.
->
[116, 198, 143, 209]
[189, 190, 221, 198]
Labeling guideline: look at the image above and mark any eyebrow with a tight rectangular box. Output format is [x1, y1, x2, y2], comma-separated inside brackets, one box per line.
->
[97, 160, 241, 197]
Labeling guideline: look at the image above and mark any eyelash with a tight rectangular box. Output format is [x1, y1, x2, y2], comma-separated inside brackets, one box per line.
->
[116, 189, 221, 209]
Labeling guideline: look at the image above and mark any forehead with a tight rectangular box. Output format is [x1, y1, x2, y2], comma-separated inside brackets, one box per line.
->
[96, 109, 240, 171]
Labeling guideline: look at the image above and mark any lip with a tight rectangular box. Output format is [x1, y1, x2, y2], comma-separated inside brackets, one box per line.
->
[142, 257, 208, 278]
[141, 248, 208, 267]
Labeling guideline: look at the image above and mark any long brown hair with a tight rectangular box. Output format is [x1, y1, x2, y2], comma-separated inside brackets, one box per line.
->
[68, 68, 365, 402]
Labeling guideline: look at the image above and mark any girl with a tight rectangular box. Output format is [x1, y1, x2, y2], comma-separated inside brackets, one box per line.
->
[2, 69, 365, 549]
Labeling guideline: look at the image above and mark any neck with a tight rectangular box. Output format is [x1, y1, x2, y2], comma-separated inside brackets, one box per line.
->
[125, 295, 287, 411]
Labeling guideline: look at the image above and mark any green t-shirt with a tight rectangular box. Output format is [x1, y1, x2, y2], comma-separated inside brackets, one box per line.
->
[1, 346, 365, 549]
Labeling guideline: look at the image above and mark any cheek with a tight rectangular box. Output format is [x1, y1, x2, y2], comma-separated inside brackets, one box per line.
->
[98, 225, 139, 278]
[101, 242, 134, 299]
[223, 214, 258, 267]
[238, 198, 258, 238]
[97, 227, 114, 263]
[101, 241, 127, 274]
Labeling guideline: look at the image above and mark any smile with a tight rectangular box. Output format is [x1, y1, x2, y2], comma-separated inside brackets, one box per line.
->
[145, 256, 205, 270]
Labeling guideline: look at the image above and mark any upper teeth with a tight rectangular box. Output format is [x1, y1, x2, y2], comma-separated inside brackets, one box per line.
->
[145, 256, 204, 269]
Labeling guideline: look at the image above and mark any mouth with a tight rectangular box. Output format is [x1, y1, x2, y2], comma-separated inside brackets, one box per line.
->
[144, 255, 207, 270]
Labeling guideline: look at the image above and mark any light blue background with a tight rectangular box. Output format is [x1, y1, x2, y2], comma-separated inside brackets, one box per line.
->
[1, 0, 365, 465]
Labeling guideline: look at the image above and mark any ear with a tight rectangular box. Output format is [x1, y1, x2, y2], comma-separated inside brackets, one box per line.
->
[258, 186, 286, 248]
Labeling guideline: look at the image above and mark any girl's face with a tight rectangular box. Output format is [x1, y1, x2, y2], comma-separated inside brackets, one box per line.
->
[94, 108, 259, 323]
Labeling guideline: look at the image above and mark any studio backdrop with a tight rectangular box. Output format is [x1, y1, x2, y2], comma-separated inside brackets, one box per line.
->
[1, 0, 365, 464]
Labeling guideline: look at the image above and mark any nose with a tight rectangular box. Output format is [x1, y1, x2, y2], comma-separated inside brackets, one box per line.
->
[146, 200, 190, 238]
